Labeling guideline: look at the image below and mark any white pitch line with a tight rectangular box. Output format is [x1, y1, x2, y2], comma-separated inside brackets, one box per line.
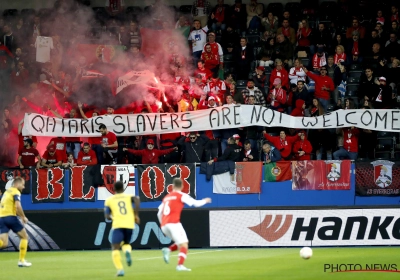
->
[137, 250, 224, 261]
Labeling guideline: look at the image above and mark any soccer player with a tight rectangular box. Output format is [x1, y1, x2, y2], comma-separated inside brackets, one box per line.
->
[104, 181, 140, 277]
[158, 178, 211, 271]
[0, 177, 31, 267]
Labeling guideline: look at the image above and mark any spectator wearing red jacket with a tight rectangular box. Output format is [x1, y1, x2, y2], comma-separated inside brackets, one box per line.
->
[270, 59, 289, 90]
[267, 78, 287, 112]
[48, 137, 67, 163]
[123, 139, 177, 164]
[263, 130, 298, 160]
[77, 143, 98, 166]
[99, 124, 118, 164]
[292, 131, 312, 160]
[291, 99, 306, 117]
[333, 127, 359, 160]
[201, 43, 219, 74]
[194, 60, 213, 82]
[41, 145, 62, 168]
[302, 65, 334, 112]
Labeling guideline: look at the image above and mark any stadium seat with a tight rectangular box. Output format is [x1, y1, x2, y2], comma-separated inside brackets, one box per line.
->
[3, 9, 18, 18]
[347, 85, 359, 92]
[21, 9, 35, 16]
[126, 6, 142, 15]
[236, 80, 247, 87]
[319, 1, 339, 20]
[223, 61, 235, 71]
[246, 35, 260, 47]
[267, 3, 284, 16]
[345, 90, 357, 98]
[179, 5, 192, 14]
[349, 63, 362, 71]
[300, 58, 310, 68]
[347, 76, 360, 84]
[348, 71, 362, 79]
[224, 54, 233, 62]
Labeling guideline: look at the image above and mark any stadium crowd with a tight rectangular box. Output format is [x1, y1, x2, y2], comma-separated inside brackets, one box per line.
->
[0, 0, 400, 169]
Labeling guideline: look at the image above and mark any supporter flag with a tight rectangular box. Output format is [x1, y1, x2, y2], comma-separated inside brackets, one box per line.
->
[31, 168, 65, 203]
[263, 162, 292, 182]
[213, 162, 262, 194]
[0, 167, 31, 194]
[97, 165, 135, 200]
[356, 160, 400, 196]
[291, 160, 351, 190]
[74, 44, 125, 64]
[116, 70, 157, 94]
[137, 164, 196, 202]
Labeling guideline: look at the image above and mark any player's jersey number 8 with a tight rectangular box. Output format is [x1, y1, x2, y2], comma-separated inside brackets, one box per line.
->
[118, 201, 127, 215]
[163, 201, 170, 216]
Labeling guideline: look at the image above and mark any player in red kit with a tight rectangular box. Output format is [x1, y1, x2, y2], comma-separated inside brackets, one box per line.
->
[157, 178, 211, 272]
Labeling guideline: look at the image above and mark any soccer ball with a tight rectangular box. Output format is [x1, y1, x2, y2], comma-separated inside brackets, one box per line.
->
[299, 247, 313, 259]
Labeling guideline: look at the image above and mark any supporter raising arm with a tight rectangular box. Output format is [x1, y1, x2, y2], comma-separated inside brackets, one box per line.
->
[123, 139, 177, 164]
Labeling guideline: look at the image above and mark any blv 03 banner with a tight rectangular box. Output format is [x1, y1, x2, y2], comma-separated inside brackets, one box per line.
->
[291, 160, 351, 190]
[137, 164, 196, 202]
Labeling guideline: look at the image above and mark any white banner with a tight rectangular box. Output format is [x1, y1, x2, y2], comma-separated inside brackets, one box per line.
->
[209, 209, 400, 247]
[22, 106, 400, 137]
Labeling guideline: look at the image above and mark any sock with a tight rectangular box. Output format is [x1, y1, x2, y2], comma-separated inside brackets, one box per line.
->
[169, 244, 178, 252]
[19, 239, 28, 261]
[178, 247, 188, 266]
[0, 239, 3, 248]
[112, 250, 123, 270]
[121, 244, 132, 253]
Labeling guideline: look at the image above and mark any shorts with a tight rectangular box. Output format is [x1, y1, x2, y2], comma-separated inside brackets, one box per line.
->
[161, 223, 188, 245]
[0, 216, 24, 234]
[111, 228, 133, 245]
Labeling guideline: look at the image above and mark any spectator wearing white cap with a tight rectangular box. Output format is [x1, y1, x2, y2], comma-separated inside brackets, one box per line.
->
[371, 77, 393, 109]
[267, 78, 288, 112]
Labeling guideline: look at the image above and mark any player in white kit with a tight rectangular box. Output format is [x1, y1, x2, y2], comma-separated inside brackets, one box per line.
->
[157, 178, 211, 271]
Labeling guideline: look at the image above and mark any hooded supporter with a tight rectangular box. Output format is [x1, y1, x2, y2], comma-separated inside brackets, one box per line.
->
[123, 139, 177, 164]
[290, 99, 306, 117]
[292, 131, 312, 160]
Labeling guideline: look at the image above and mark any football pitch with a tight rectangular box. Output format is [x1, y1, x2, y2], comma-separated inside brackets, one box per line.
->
[0, 247, 399, 280]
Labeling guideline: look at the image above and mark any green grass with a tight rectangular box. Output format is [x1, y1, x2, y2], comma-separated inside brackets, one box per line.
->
[0, 247, 399, 279]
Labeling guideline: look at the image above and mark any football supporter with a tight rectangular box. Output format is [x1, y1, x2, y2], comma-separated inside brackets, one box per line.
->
[18, 138, 40, 169]
[0, 177, 32, 267]
[41, 145, 62, 168]
[62, 153, 76, 168]
[17, 119, 37, 154]
[77, 143, 98, 166]
[302, 65, 334, 112]
[99, 124, 118, 164]
[204, 72, 227, 102]
[194, 60, 212, 82]
[202, 31, 223, 70]
[242, 140, 258, 161]
[333, 127, 359, 160]
[158, 178, 211, 271]
[292, 131, 312, 160]
[178, 132, 209, 163]
[48, 136, 67, 163]
[263, 130, 298, 160]
[201, 43, 220, 74]
[123, 139, 178, 164]
[104, 181, 140, 277]
[260, 143, 281, 162]
[207, 137, 242, 164]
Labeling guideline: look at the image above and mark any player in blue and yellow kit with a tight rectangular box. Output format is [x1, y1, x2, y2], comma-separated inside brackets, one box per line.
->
[104, 181, 140, 277]
[0, 177, 31, 267]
